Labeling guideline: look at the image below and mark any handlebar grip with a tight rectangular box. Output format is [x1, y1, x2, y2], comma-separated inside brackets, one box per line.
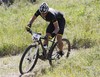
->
[25, 26, 32, 35]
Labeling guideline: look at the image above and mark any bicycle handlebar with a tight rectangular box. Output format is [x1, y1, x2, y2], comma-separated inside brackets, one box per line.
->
[25, 26, 55, 41]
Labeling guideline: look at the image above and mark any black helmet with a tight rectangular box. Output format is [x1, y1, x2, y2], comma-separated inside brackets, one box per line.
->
[39, 2, 49, 13]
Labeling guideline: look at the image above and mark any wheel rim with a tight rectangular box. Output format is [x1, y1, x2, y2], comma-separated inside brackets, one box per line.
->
[49, 39, 70, 66]
[20, 46, 38, 74]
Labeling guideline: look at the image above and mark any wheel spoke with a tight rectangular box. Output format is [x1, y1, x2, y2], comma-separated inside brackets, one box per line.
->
[49, 38, 71, 66]
[19, 45, 39, 74]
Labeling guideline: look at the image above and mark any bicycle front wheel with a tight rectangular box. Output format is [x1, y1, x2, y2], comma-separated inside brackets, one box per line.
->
[49, 38, 71, 66]
[19, 44, 39, 74]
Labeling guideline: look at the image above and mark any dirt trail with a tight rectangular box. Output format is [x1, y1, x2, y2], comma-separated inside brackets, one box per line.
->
[0, 54, 51, 77]
[0, 49, 76, 77]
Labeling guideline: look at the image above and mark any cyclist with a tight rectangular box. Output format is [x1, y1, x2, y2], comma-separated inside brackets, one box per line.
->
[26, 2, 65, 56]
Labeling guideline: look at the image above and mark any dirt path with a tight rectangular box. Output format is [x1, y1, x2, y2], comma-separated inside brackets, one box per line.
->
[0, 54, 51, 77]
[0, 49, 77, 77]
[0, 55, 20, 77]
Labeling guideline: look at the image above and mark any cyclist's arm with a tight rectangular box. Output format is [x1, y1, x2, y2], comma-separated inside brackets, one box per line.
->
[27, 9, 40, 27]
[53, 20, 60, 34]
[28, 15, 37, 27]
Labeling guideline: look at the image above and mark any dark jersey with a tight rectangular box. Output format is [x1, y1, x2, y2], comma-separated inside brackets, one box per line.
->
[34, 8, 64, 23]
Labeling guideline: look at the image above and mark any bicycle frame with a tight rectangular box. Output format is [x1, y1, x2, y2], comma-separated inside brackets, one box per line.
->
[40, 36, 56, 52]
[34, 34, 57, 56]
[19, 28, 71, 74]
[28, 29, 57, 58]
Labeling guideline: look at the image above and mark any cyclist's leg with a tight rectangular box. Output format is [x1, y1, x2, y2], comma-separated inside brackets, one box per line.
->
[56, 34, 64, 56]
[56, 18, 65, 56]
[57, 34, 63, 51]
[44, 23, 54, 46]
[42, 23, 54, 57]
[43, 33, 51, 46]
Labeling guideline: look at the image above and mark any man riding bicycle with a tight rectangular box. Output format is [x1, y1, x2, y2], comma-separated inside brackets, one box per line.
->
[26, 2, 66, 57]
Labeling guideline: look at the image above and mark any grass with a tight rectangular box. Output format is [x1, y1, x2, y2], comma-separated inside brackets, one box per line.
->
[38, 46, 100, 77]
[0, 1, 100, 77]
[0, 54, 21, 77]
[0, 0, 100, 55]
[0, 46, 99, 77]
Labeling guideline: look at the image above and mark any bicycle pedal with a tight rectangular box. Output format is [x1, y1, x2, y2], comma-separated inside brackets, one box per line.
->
[56, 55, 61, 59]
[55, 53, 62, 59]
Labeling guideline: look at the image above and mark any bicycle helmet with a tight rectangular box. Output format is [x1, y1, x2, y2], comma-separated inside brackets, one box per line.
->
[39, 2, 49, 13]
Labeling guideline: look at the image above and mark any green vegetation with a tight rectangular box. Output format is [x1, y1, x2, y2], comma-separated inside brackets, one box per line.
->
[0, 0, 100, 55]
[0, 0, 100, 77]
[38, 46, 100, 77]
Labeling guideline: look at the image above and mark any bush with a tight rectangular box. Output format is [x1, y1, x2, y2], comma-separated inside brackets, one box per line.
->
[0, 43, 27, 56]
[72, 38, 95, 49]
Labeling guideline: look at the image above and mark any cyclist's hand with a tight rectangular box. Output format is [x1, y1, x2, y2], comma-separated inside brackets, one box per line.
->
[44, 35, 52, 40]
[25, 26, 32, 34]
[25, 26, 31, 32]
[51, 33, 56, 38]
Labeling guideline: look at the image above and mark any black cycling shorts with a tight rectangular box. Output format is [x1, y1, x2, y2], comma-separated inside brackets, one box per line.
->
[46, 18, 65, 35]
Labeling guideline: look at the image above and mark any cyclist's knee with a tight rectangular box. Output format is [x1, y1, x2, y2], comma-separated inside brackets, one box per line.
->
[57, 34, 62, 41]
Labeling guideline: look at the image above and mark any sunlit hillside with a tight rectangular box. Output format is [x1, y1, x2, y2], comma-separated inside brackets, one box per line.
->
[0, 0, 100, 55]
[0, 0, 100, 77]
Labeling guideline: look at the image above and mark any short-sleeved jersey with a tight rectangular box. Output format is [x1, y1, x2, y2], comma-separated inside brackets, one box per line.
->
[34, 8, 64, 23]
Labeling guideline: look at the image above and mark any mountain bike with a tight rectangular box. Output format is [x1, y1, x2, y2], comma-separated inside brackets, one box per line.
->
[19, 28, 71, 74]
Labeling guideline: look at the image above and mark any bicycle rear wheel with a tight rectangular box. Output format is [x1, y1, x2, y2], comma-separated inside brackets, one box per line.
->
[49, 38, 71, 66]
[19, 44, 39, 74]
